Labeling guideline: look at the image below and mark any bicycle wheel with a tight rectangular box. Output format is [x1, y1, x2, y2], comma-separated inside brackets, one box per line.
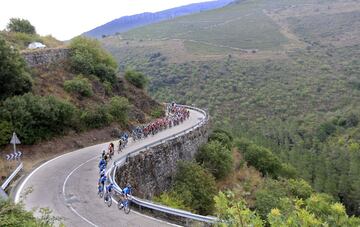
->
[98, 190, 104, 198]
[118, 200, 124, 210]
[124, 200, 131, 214]
[104, 194, 112, 207]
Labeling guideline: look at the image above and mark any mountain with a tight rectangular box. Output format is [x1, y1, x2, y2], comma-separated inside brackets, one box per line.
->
[83, 0, 234, 38]
[101, 0, 360, 216]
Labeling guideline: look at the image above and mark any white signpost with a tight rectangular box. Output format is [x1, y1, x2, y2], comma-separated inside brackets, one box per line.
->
[10, 132, 21, 155]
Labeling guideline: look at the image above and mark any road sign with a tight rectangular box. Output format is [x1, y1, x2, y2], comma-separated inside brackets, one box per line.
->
[10, 132, 21, 145]
[5, 155, 10, 160]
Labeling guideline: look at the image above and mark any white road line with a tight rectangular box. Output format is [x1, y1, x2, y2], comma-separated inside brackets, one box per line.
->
[62, 155, 99, 227]
[15, 152, 72, 203]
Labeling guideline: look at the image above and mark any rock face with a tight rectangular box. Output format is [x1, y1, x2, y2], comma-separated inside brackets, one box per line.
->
[21, 48, 70, 67]
[116, 120, 209, 199]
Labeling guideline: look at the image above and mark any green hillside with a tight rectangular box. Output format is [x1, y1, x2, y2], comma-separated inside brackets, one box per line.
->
[102, 0, 360, 218]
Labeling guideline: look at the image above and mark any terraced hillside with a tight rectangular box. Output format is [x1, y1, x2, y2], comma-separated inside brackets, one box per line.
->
[102, 0, 360, 216]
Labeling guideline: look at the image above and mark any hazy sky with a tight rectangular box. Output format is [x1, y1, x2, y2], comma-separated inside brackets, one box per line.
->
[0, 0, 210, 40]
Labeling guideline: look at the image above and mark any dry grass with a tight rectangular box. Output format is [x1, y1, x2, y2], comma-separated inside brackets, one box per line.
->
[216, 149, 264, 207]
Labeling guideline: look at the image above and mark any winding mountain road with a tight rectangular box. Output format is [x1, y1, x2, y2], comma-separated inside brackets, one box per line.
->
[15, 109, 205, 227]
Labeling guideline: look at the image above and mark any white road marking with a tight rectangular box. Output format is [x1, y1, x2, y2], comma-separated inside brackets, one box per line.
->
[62, 155, 99, 227]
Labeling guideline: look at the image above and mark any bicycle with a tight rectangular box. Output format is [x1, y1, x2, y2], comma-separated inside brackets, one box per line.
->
[98, 184, 104, 198]
[118, 195, 131, 214]
[104, 191, 112, 207]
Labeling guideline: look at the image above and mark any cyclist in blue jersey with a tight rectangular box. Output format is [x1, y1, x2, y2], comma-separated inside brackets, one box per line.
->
[106, 183, 114, 194]
[99, 158, 106, 169]
[99, 175, 107, 187]
[100, 168, 106, 177]
[118, 184, 132, 209]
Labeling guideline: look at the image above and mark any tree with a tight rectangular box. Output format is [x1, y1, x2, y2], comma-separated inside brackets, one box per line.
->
[0, 37, 32, 100]
[196, 140, 233, 179]
[7, 18, 36, 34]
[173, 161, 216, 215]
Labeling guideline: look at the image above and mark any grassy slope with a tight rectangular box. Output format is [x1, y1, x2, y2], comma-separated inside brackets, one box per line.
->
[102, 0, 360, 214]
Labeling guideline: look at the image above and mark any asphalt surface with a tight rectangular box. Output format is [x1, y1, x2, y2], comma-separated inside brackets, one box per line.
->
[15, 109, 205, 227]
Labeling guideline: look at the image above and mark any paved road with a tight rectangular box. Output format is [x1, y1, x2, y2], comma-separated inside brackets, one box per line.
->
[15, 109, 205, 227]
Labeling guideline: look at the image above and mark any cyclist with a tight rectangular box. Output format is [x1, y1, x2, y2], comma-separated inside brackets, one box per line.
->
[99, 175, 107, 188]
[99, 158, 106, 170]
[106, 183, 114, 194]
[118, 184, 132, 208]
[100, 168, 106, 177]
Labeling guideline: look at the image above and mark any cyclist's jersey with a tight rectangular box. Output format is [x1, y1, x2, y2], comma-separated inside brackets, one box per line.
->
[122, 187, 131, 196]
[106, 184, 113, 193]
[99, 159, 106, 168]
[99, 176, 107, 184]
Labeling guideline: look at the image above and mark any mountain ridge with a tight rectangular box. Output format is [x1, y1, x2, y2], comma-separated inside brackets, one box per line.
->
[83, 0, 234, 38]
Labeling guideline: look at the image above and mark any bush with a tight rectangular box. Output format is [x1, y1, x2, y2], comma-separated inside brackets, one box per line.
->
[69, 36, 117, 83]
[7, 18, 36, 34]
[196, 140, 233, 179]
[0, 94, 76, 144]
[107, 96, 130, 125]
[173, 161, 216, 215]
[0, 121, 12, 146]
[287, 179, 313, 200]
[64, 75, 93, 97]
[208, 129, 233, 149]
[0, 37, 32, 100]
[316, 121, 336, 142]
[80, 105, 111, 129]
[124, 70, 148, 89]
[150, 106, 165, 118]
[154, 192, 193, 212]
[243, 144, 282, 177]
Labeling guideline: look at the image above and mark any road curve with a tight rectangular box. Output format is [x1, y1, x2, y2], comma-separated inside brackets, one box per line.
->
[15, 109, 205, 227]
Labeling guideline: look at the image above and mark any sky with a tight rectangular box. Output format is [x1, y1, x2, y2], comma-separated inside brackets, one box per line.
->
[0, 0, 210, 40]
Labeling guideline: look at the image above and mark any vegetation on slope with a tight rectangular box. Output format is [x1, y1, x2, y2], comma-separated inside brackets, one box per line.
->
[103, 0, 360, 217]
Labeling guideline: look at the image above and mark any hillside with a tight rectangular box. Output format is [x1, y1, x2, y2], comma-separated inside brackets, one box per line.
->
[83, 0, 234, 38]
[0, 34, 162, 183]
[102, 0, 360, 216]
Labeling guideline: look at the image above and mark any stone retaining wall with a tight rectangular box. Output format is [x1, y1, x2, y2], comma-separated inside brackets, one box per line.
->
[115, 121, 209, 199]
[21, 48, 70, 67]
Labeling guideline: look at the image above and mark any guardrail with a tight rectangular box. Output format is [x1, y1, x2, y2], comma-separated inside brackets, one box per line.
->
[108, 105, 218, 224]
[1, 162, 23, 190]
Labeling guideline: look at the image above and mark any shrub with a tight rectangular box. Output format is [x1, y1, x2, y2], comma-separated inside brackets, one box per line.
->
[0, 37, 32, 100]
[80, 105, 111, 129]
[124, 70, 148, 89]
[7, 18, 36, 34]
[287, 179, 313, 199]
[0, 121, 12, 146]
[0, 94, 76, 144]
[173, 161, 216, 215]
[107, 96, 130, 125]
[102, 81, 113, 96]
[316, 121, 336, 142]
[153, 192, 193, 212]
[208, 129, 233, 149]
[196, 140, 233, 179]
[243, 144, 282, 177]
[69, 36, 117, 82]
[64, 75, 93, 97]
[150, 106, 165, 118]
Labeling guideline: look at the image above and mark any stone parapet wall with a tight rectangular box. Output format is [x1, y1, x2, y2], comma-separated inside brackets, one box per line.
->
[115, 121, 209, 199]
[21, 48, 70, 67]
